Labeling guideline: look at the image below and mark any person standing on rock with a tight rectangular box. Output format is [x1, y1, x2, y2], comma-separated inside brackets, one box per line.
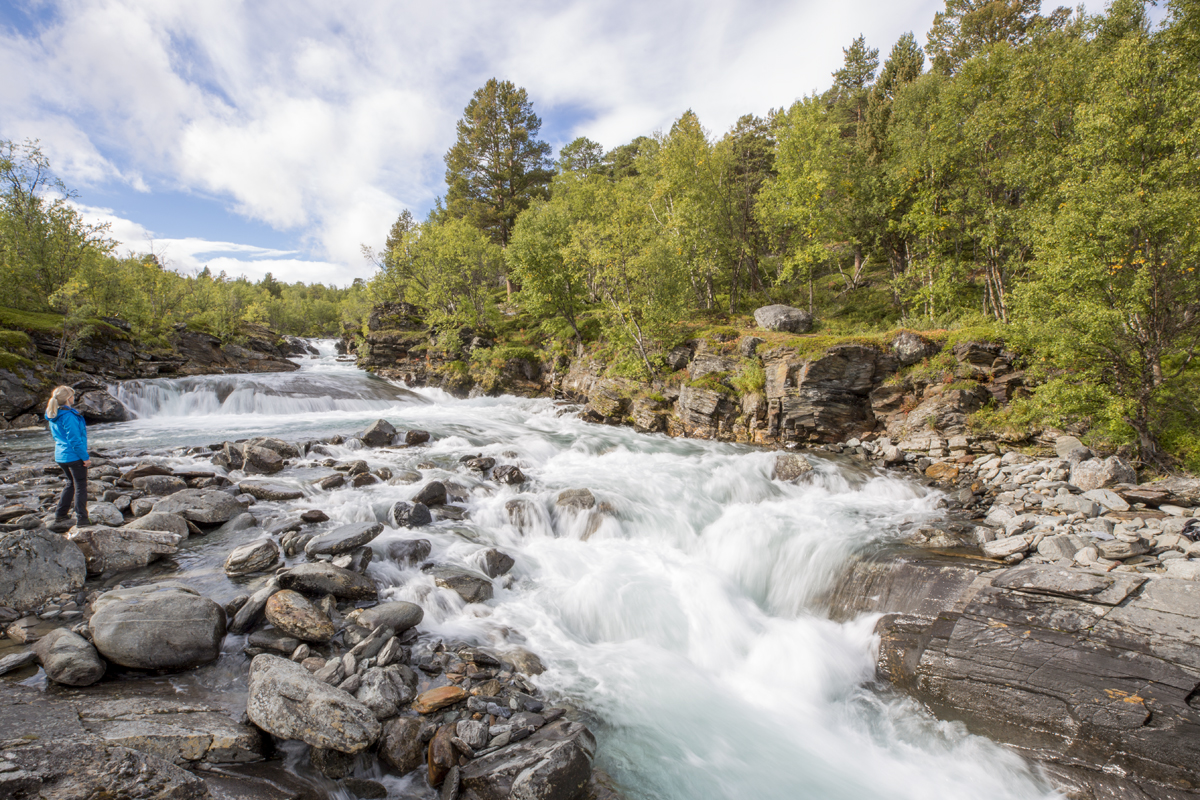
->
[46, 385, 90, 532]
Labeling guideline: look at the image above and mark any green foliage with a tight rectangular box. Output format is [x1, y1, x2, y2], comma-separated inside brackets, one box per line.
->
[0, 329, 31, 351]
[730, 361, 766, 394]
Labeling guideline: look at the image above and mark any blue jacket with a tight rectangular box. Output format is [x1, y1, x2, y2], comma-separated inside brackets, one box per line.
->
[48, 407, 89, 464]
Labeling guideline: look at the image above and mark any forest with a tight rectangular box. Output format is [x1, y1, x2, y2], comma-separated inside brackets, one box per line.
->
[2, 0, 1198, 466]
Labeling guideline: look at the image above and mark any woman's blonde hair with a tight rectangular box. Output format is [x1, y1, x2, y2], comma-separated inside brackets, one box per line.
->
[45, 385, 75, 420]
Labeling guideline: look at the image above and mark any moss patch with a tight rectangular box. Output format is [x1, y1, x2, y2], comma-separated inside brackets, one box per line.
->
[0, 329, 32, 351]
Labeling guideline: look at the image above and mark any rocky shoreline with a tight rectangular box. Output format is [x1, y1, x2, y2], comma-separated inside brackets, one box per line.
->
[0, 419, 623, 800]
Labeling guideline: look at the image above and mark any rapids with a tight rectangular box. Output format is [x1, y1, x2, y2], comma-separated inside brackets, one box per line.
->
[1, 341, 1062, 799]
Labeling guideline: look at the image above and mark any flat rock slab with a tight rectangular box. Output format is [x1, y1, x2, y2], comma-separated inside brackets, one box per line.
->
[247, 654, 381, 753]
[69, 526, 182, 575]
[412, 685, 467, 714]
[279, 562, 378, 600]
[238, 481, 305, 502]
[0, 527, 86, 612]
[991, 565, 1146, 606]
[91, 582, 226, 670]
[154, 488, 248, 524]
[80, 697, 264, 764]
[304, 522, 383, 557]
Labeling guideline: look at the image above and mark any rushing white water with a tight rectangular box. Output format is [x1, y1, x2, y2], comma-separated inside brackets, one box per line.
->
[2, 342, 1062, 799]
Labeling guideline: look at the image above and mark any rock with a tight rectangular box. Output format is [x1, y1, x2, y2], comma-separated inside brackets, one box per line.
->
[243, 445, 285, 475]
[505, 647, 545, 676]
[428, 723, 458, 787]
[279, 562, 378, 600]
[347, 601, 424, 633]
[248, 628, 302, 656]
[74, 388, 131, 423]
[91, 582, 226, 670]
[311, 747, 355, 778]
[224, 536, 281, 576]
[433, 567, 493, 604]
[378, 716, 425, 774]
[405, 429, 431, 445]
[1045, 495, 1100, 517]
[1163, 559, 1200, 580]
[753, 304, 813, 333]
[153, 488, 246, 524]
[318, 473, 346, 491]
[0, 528, 87, 612]
[1053, 435, 1088, 459]
[246, 654, 381, 754]
[68, 526, 182, 575]
[302, 509, 329, 523]
[86, 501, 125, 526]
[890, 331, 939, 366]
[304, 522, 384, 557]
[413, 481, 447, 506]
[991, 564, 1146, 604]
[125, 512, 191, 539]
[739, 335, 765, 358]
[413, 685, 468, 714]
[229, 578, 280, 634]
[132, 475, 188, 496]
[362, 419, 398, 447]
[556, 488, 595, 511]
[391, 501, 433, 528]
[480, 548, 515, 578]
[493, 465, 526, 485]
[1070, 456, 1136, 492]
[1096, 539, 1150, 560]
[248, 437, 302, 459]
[0, 650, 38, 676]
[773, 454, 813, 482]
[265, 590, 336, 642]
[925, 462, 960, 482]
[386, 538, 432, 565]
[33, 628, 105, 686]
[459, 720, 596, 800]
[356, 667, 404, 719]
[238, 480, 304, 501]
[981, 535, 1030, 559]
[457, 719, 490, 751]
[1081, 488, 1130, 512]
[79, 695, 263, 765]
[465, 456, 495, 472]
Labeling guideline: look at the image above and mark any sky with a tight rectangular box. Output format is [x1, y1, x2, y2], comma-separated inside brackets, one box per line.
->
[0, 0, 1118, 286]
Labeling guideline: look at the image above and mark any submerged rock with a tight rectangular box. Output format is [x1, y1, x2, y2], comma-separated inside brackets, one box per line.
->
[773, 453, 813, 482]
[362, 419, 397, 447]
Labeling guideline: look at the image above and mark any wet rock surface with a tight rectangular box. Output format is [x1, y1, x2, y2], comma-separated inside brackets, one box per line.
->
[90, 582, 226, 670]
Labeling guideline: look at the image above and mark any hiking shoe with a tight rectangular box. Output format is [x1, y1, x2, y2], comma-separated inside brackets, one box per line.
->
[49, 518, 74, 533]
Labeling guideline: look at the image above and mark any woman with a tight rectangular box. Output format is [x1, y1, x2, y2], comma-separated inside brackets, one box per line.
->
[45, 385, 90, 531]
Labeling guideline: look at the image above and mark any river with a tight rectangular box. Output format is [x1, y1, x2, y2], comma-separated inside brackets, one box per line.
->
[3, 340, 1062, 800]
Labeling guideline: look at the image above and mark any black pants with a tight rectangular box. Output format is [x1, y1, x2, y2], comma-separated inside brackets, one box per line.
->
[56, 460, 89, 524]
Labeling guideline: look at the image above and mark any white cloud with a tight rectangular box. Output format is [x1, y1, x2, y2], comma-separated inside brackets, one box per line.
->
[0, 0, 1124, 283]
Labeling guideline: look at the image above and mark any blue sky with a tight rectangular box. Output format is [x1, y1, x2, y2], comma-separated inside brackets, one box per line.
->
[1, 0, 1119, 286]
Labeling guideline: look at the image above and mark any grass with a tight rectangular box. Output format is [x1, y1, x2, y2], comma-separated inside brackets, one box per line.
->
[0, 329, 32, 351]
[0, 352, 34, 371]
[0, 307, 64, 334]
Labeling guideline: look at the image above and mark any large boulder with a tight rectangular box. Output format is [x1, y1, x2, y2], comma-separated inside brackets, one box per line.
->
[153, 488, 247, 524]
[79, 696, 264, 765]
[243, 445, 284, 475]
[459, 720, 596, 800]
[68, 526, 182, 575]
[246, 654, 381, 753]
[304, 522, 384, 557]
[90, 582, 226, 670]
[362, 419, 397, 447]
[33, 628, 105, 686]
[0, 528, 87, 612]
[773, 453, 813, 482]
[753, 304, 813, 334]
[890, 331, 940, 366]
[73, 388, 131, 423]
[1070, 456, 1137, 492]
[279, 562, 378, 600]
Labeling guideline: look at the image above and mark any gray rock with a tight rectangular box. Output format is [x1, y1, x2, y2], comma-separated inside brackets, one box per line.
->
[1045, 495, 1100, 517]
[556, 488, 595, 511]
[265, 590, 335, 642]
[33, 628, 105, 686]
[79, 696, 263, 764]
[362, 419, 398, 447]
[1096, 539, 1150, 560]
[386, 538, 432, 565]
[890, 331, 939, 366]
[1070, 457, 1136, 492]
[246, 654, 381, 753]
[433, 567, 493, 604]
[248, 628, 302, 656]
[378, 716, 425, 774]
[68, 526, 182, 575]
[243, 445, 284, 475]
[493, 465, 526, 485]
[224, 535, 281, 576]
[279, 561, 378, 600]
[132, 475, 188, 497]
[125, 511, 191, 539]
[773, 453, 813, 482]
[480, 548, 515, 578]
[91, 583, 225, 670]
[981, 534, 1030, 559]
[74, 388, 131, 423]
[753, 304, 813, 333]
[459, 719, 596, 800]
[413, 481, 447, 506]
[1163, 559, 1200, 580]
[305, 522, 384, 557]
[405, 429, 431, 445]
[0, 649, 38, 675]
[0, 528, 87, 612]
[347, 601, 423, 633]
[153, 488, 247, 524]
[391, 501, 432, 528]
[212, 512, 259, 536]
[248, 437, 302, 459]
[230, 577, 280, 634]
[238, 480, 304, 501]
[87, 501, 125, 527]
[1082, 488, 1131, 512]
[356, 667, 403, 719]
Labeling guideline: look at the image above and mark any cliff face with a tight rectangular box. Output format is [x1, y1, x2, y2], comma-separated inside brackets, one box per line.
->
[350, 307, 1028, 448]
